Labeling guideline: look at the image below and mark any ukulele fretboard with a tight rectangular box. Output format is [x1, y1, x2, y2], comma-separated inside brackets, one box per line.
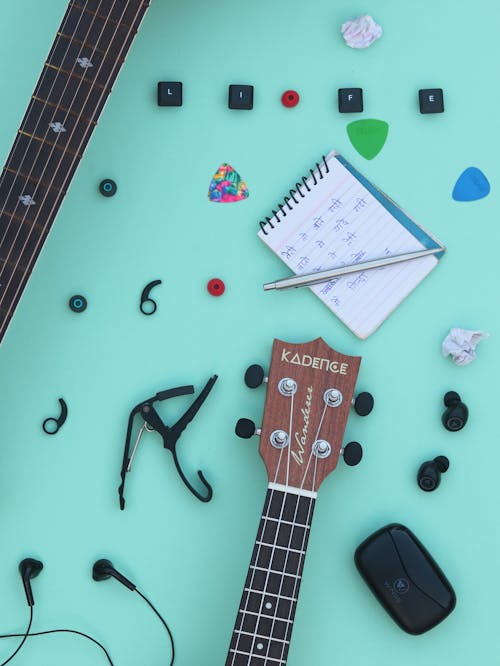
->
[0, 0, 151, 344]
[225, 487, 316, 666]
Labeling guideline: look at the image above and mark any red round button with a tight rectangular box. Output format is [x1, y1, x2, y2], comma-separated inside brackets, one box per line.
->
[281, 90, 300, 108]
[207, 278, 225, 296]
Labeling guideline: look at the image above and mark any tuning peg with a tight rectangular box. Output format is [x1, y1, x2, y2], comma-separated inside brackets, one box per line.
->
[352, 391, 374, 416]
[244, 364, 268, 389]
[342, 441, 363, 466]
[235, 418, 261, 439]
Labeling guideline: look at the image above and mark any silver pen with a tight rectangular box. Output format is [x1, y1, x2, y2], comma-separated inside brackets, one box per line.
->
[263, 246, 445, 291]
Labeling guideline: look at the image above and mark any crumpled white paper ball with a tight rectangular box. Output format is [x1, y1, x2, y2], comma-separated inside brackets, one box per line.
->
[441, 327, 489, 366]
[341, 14, 383, 49]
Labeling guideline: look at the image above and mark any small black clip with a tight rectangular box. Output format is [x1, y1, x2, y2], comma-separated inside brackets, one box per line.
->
[42, 398, 68, 435]
[140, 280, 162, 315]
[119, 375, 218, 509]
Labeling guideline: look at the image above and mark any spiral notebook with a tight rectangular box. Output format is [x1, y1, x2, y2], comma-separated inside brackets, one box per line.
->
[258, 150, 444, 339]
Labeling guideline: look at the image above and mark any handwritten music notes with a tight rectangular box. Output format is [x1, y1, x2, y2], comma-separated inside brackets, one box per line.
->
[258, 151, 444, 338]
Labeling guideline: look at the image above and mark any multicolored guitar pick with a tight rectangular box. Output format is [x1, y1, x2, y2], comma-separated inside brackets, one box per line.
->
[452, 167, 490, 202]
[346, 119, 389, 160]
[208, 163, 249, 203]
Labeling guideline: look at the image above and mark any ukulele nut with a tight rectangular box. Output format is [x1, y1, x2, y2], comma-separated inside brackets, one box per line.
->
[324, 388, 343, 407]
[312, 439, 331, 459]
[270, 429, 289, 449]
[278, 378, 298, 397]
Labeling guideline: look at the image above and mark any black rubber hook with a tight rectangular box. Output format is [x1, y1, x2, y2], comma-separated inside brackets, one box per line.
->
[140, 279, 162, 315]
[42, 398, 68, 435]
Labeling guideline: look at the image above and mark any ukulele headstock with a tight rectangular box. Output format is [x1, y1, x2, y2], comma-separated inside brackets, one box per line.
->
[237, 338, 368, 493]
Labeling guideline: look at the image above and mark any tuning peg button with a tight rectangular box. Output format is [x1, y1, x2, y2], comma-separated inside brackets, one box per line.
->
[352, 391, 374, 416]
[342, 441, 363, 466]
[235, 418, 261, 439]
[244, 364, 268, 389]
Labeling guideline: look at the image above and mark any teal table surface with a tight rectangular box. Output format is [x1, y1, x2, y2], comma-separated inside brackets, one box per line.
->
[0, 1, 498, 665]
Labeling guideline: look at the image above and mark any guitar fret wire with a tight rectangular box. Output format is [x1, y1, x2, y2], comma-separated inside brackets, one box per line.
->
[4, 166, 67, 194]
[229, 437, 292, 666]
[249, 565, 301, 579]
[243, 387, 300, 664]
[44, 61, 107, 89]
[32, 95, 97, 126]
[57, 30, 109, 57]
[0, 0, 147, 322]
[260, 493, 315, 666]
[71, 1, 134, 31]
[243, 589, 296, 602]
[0, 0, 93, 270]
[259, 516, 310, 528]
[17, 130, 83, 159]
[268, 412, 324, 666]
[255, 541, 305, 554]
[1, 209, 44, 229]
[233, 629, 290, 644]
[231, 383, 315, 666]
[234, 493, 313, 664]
[229, 648, 285, 664]
[260, 397, 328, 666]
[272, 418, 325, 666]
[0, 1, 81, 241]
[0, 0, 148, 335]
[237, 610, 293, 623]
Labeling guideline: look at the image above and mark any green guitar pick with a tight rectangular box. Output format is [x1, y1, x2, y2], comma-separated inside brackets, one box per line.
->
[346, 119, 389, 160]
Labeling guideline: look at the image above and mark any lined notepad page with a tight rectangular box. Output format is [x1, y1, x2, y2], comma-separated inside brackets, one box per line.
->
[258, 151, 443, 339]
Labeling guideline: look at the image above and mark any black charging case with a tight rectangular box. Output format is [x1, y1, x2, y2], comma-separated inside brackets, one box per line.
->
[354, 523, 456, 634]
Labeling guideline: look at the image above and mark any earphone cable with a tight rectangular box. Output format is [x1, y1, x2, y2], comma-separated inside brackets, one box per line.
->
[0, 627, 114, 665]
[135, 588, 175, 666]
[0, 606, 33, 666]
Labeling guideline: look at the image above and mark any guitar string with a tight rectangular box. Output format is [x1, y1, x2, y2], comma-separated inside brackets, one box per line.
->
[0, 0, 137, 321]
[0, 1, 147, 331]
[228, 390, 294, 666]
[0, 0, 110, 318]
[260, 401, 326, 665]
[244, 387, 297, 662]
[0, 0, 86, 244]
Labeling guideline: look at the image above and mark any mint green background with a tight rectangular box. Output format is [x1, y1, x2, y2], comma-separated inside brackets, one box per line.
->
[0, 1, 497, 664]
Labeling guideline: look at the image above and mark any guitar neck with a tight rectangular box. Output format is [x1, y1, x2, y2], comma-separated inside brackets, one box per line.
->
[225, 485, 316, 666]
[0, 0, 151, 345]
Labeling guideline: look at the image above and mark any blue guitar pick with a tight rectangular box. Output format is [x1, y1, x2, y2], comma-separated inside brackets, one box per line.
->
[452, 167, 490, 202]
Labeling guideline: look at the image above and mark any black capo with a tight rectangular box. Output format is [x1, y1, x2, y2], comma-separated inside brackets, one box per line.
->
[119, 375, 218, 510]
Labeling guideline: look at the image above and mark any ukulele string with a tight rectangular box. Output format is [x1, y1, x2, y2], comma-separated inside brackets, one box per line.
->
[260, 399, 325, 665]
[229, 381, 296, 666]
[0, 0, 146, 326]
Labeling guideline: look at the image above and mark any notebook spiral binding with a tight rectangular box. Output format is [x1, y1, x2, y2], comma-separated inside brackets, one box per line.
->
[259, 155, 330, 234]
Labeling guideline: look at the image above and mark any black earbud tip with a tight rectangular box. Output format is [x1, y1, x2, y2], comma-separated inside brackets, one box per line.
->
[92, 559, 113, 582]
[244, 364, 265, 389]
[434, 456, 450, 473]
[444, 391, 461, 407]
[354, 392, 374, 416]
[235, 418, 256, 439]
[19, 558, 43, 579]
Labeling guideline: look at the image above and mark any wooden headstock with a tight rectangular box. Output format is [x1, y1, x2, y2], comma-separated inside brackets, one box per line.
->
[248, 338, 362, 493]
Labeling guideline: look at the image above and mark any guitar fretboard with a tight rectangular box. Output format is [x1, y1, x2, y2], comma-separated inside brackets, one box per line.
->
[0, 0, 151, 344]
[225, 488, 316, 666]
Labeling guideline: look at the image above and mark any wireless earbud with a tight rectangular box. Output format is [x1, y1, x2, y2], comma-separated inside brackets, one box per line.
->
[417, 456, 449, 492]
[92, 559, 136, 591]
[18, 558, 43, 607]
[442, 391, 468, 432]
